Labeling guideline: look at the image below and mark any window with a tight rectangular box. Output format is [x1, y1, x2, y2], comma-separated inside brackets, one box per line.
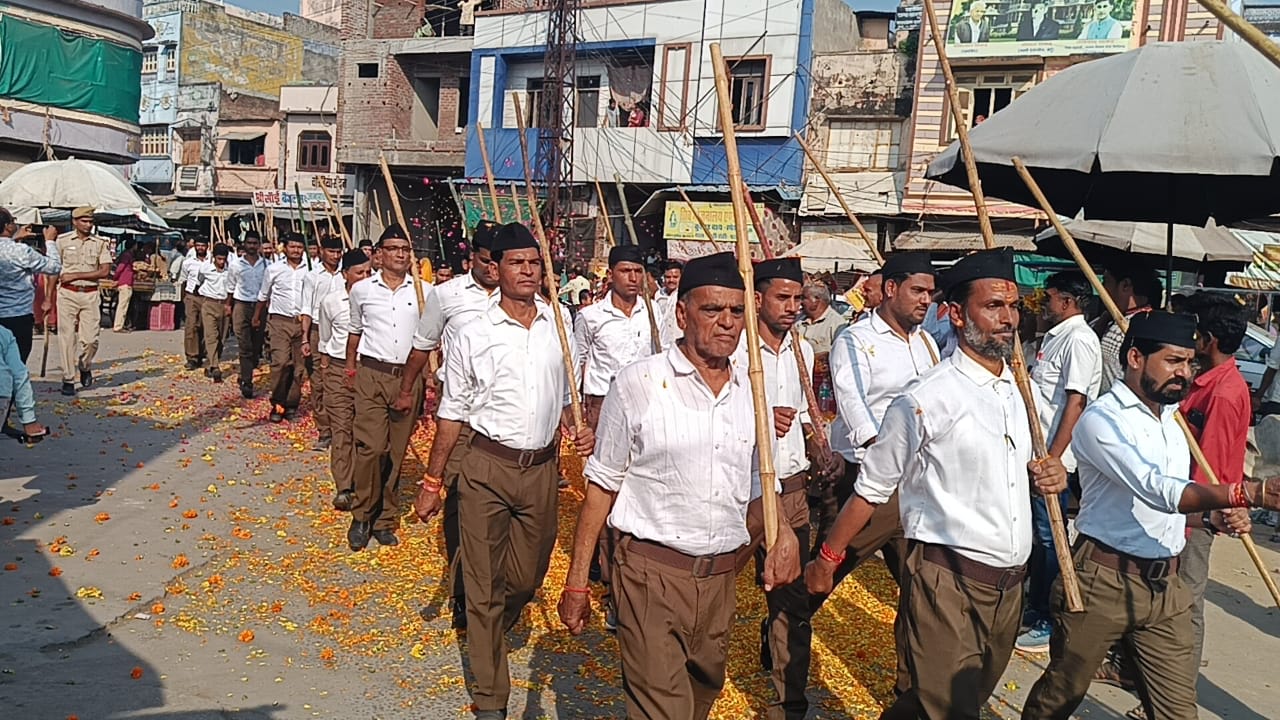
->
[142, 48, 158, 74]
[657, 43, 691, 131]
[456, 76, 471, 130]
[524, 78, 548, 129]
[575, 76, 600, 128]
[297, 131, 331, 172]
[178, 127, 202, 166]
[357, 63, 379, 79]
[944, 70, 1037, 142]
[227, 136, 265, 166]
[826, 120, 902, 171]
[166, 47, 176, 73]
[412, 77, 441, 141]
[726, 56, 769, 130]
[140, 126, 170, 157]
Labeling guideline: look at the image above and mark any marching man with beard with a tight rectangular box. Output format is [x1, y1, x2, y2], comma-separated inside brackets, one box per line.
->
[803, 248, 1068, 719]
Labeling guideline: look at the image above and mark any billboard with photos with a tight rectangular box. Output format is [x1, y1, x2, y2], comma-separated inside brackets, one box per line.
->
[944, 0, 1136, 58]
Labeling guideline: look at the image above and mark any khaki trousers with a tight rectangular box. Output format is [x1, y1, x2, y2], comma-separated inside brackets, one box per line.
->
[112, 284, 132, 331]
[351, 364, 421, 531]
[442, 424, 475, 606]
[199, 297, 227, 366]
[458, 441, 559, 712]
[1021, 539, 1197, 720]
[308, 327, 328, 437]
[266, 314, 304, 409]
[614, 536, 738, 720]
[883, 543, 1022, 720]
[57, 287, 101, 382]
[232, 300, 264, 387]
[183, 294, 205, 362]
[321, 356, 355, 494]
[584, 394, 618, 603]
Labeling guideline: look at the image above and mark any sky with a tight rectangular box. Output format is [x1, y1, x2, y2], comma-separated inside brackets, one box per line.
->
[231, 0, 300, 14]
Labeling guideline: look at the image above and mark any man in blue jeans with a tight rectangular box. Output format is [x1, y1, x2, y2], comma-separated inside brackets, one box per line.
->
[1020, 272, 1102, 653]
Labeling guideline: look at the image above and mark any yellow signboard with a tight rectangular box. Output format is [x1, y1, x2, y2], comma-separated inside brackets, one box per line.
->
[663, 201, 763, 245]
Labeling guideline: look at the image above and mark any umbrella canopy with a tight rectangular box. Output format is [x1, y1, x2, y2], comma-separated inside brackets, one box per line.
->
[781, 233, 879, 273]
[1033, 219, 1253, 272]
[0, 158, 149, 212]
[925, 41, 1280, 225]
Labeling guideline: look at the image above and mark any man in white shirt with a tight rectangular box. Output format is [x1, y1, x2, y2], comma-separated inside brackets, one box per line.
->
[195, 244, 232, 383]
[319, 249, 371, 512]
[805, 248, 1067, 720]
[410, 223, 592, 720]
[559, 266, 591, 308]
[254, 232, 310, 423]
[227, 230, 268, 399]
[557, 252, 800, 720]
[1018, 271, 1102, 653]
[344, 224, 432, 551]
[180, 236, 210, 370]
[300, 236, 345, 449]
[653, 259, 683, 346]
[1021, 311, 1275, 720]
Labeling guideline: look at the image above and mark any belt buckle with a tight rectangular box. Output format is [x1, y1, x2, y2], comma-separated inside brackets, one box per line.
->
[1143, 559, 1168, 582]
[391, 365, 403, 378]
[517, 449, 536, 468]
[691, 555, 715, 578]
[996, 568, 1019, 591]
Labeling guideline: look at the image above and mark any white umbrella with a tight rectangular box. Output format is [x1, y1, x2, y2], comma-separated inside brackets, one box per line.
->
[0, 158, 149, 211]
[1033, 219, 1253, 270]
[781, 233, 879, 273]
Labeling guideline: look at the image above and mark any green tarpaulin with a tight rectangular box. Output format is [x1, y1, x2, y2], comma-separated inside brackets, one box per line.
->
[0, 15, 142, 124]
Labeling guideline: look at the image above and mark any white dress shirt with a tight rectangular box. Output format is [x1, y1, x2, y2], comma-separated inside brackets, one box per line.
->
[257, 260, 309, 317]
[196, 265, 231, 300]
[573, 292, 657, 396]
[181, 250, 210, 294]
[348, 270, 432, 365]
[437, 298, 573, 450]
[657, 294, 684, 348]
[1031, 313, 1103, 472]
[227, 255, 267, 303]
[317, 284, 351, 359]
[585, 346, 755, 556]
[301, 266, 342, 319]
[731, 332, 814, 497]
[412, 271, 498, 353]
[829, 312, 940, 463]
[1072, 382, 1192, 559]
[856, 349, 1033, 568]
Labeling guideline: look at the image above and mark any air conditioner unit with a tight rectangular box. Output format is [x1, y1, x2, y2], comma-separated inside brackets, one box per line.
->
[178, 166, 199, 191]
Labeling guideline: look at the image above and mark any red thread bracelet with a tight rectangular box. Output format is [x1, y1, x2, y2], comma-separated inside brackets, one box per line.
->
[1228, 482, 1249, 508]
[819, 542, 846, 565]
[563, 586, 591, 595]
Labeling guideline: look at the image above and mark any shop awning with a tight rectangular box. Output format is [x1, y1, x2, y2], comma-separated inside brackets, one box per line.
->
[219, 131, 267, 142]
[893, 229, 1036, 252]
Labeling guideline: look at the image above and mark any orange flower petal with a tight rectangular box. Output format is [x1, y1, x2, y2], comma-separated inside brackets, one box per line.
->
[130, 667, 143, 680]
[238, 629, 255, 643]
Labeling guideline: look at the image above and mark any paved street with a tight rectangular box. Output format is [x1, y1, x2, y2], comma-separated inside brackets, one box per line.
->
[1, 329, 1277, 719]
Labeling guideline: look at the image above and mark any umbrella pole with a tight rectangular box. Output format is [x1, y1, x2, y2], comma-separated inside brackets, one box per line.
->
[1166, 221, 1174, 304]
[613, 174, 662, 354]
[1014, 157, 1280, 609]
[925, 0, 1084, 612]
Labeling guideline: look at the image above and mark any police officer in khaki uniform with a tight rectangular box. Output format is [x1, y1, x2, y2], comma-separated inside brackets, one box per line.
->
[52, 207, 112, 397]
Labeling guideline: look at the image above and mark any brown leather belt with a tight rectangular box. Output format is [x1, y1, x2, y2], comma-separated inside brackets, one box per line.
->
[359, 355, 404, 377]
[624, 535, 740, 578]
[920, 542, 1027, 591]
[469, 432, 556, 468]
[60, 283, 98, 293]
[780, 471, 808, 495]
[1082, 536, 1178, 582]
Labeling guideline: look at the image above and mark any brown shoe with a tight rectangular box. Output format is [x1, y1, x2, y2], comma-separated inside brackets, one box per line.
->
[1093, 658, 1137, 692]
[1125, 704, 1148, 720]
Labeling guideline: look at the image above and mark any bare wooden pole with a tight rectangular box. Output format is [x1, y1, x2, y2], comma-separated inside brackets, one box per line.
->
[924, 0, 1083, 612]
[475, 121, 505, 223]
[593, 179, 616, 246]
[512, 95, 585, 430]
[377, 154, 426, 315]
[793, 132, 884, 266]
[613, 173, 662, 354]
[318, 182, 352, 249]
[510, 181, 525, 223]
[370, 188, 386, 237]
[711, 43, 779, 549]
[293, 182, 314, 271]
[677, 188, 718, 243]
[1013, 157, 1280, 609]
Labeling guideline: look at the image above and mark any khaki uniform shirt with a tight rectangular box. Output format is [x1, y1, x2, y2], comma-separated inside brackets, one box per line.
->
[53, 232, 112, 289]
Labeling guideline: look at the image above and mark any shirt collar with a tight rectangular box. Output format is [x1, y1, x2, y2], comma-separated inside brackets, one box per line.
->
[1110, 379, 1179, 422]
[1191, 357, 1239, 390]
[869, 309, 924, 340]
[951, 346, 1014, 387]
[598, 291, 641, 318]
[1043, 312, 1088, 339]
[668, 343, 745, 388]
[485, 296, 552, 327]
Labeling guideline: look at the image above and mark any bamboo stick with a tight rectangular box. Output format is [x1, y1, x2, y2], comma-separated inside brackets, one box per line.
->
[614, 173, 662, 354]
[510, 181, 525, 223]
[375, 156, 426, 315]
[594, 179, 616, 246]
[1012, 157, 1280, 609]
[318, 182, 352, 249]
[711, 43, 780, 549]
[678, 188, 718, 244]
[475, 121, 504, 224]
[793, 132, 884, 266]
[371, 187, 386, 238]
[512, 95, 585, 430]
[1198, 0, 1280, 73]
[924, 0, 1083, 612]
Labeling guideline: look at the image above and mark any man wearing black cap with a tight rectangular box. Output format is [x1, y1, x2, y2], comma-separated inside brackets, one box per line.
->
[410, 223, 592, 720]
[344, 223, 433, 550]
[1020, 310, 1280, 720]
[181, 236, 211, 371]
[558, 252, 801, 720]
[318, 249, 372, 511]
[805, 248, 1068, 719]
[227, 230, 268, 398]
[300, 235, 346, 449]
[255, 232, 310, 423]
[395, 219, 501, 628]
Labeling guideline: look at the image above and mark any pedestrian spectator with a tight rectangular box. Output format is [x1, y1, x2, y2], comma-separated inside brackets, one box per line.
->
[0, 324, 45, 444]
[51, 207, 112, 396]
[0, 208, 62, 362]
[112, 239, 137, 333]
[798, 283, 847, 357]
[1096, 264, 1161, 392]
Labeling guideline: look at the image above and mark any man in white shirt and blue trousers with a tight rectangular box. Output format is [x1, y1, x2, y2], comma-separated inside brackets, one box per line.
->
[1021, 311, 1278, 720]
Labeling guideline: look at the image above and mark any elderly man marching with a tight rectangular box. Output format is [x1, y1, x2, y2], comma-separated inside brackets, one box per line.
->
[52, 207, 112, 397]
[1021, 311, 1280, 720]
[804, 248, 1068, 719]
[558, 252, 801, 720]
[410, 223, 592, 720]
[317, 249, 371, 512]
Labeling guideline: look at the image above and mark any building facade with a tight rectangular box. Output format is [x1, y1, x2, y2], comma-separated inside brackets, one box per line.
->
[0, 0, 153, 178]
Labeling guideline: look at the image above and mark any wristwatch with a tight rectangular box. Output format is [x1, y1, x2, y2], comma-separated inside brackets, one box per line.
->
[1201, 511, 1220, 535]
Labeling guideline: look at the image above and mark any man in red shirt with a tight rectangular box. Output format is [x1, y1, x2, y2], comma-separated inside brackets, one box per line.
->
[1178, 293, 1251, 674]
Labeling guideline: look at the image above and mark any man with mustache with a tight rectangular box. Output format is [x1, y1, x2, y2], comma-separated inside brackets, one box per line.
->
[1021, 311, 1280, 720]
[803, 248, 1068, 719]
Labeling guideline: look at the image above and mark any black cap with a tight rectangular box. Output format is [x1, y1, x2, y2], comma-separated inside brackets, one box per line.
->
[755, 257, 803, 285]
[244, 229, 261, 241]
[941, 247, 1015, 297]
[472, 221, 499, 251]
[678, 252, 745, 298]
[608, 245, 645, 267]
[281, 231, 305, 246]
[320, 235, 344, 250]
[358, 238, 373, 248]
[379, 224, 409, 244]
[662, 260, 685, 272]
[212, 244, 231, 258]
[881, 252, 934, 279]
[341, 248, 370, 271]
[1124, 311, 1198, 349]
[491, 223, 538, 253]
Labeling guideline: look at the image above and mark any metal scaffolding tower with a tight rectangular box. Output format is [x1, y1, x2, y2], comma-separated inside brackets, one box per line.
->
[537, 0, 578, 245]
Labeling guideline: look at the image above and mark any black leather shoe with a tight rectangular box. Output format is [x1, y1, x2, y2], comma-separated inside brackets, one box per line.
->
[185, 359, 200, 370]
[60, 382, 76, 397]
[473, 710, 507, 720]
[332, 491, 354, 511]
[347, 520, 371, 551]
[283, 409, 297, 422]
[240, 383, 254, 399]
[759, 618, 772, 672]
[211, 368, 223, 383]
[80, 369, 93, 388]
[372, 529, 399, 546]
[451, 598, 468, 630]
[313, 436, 332, 451]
